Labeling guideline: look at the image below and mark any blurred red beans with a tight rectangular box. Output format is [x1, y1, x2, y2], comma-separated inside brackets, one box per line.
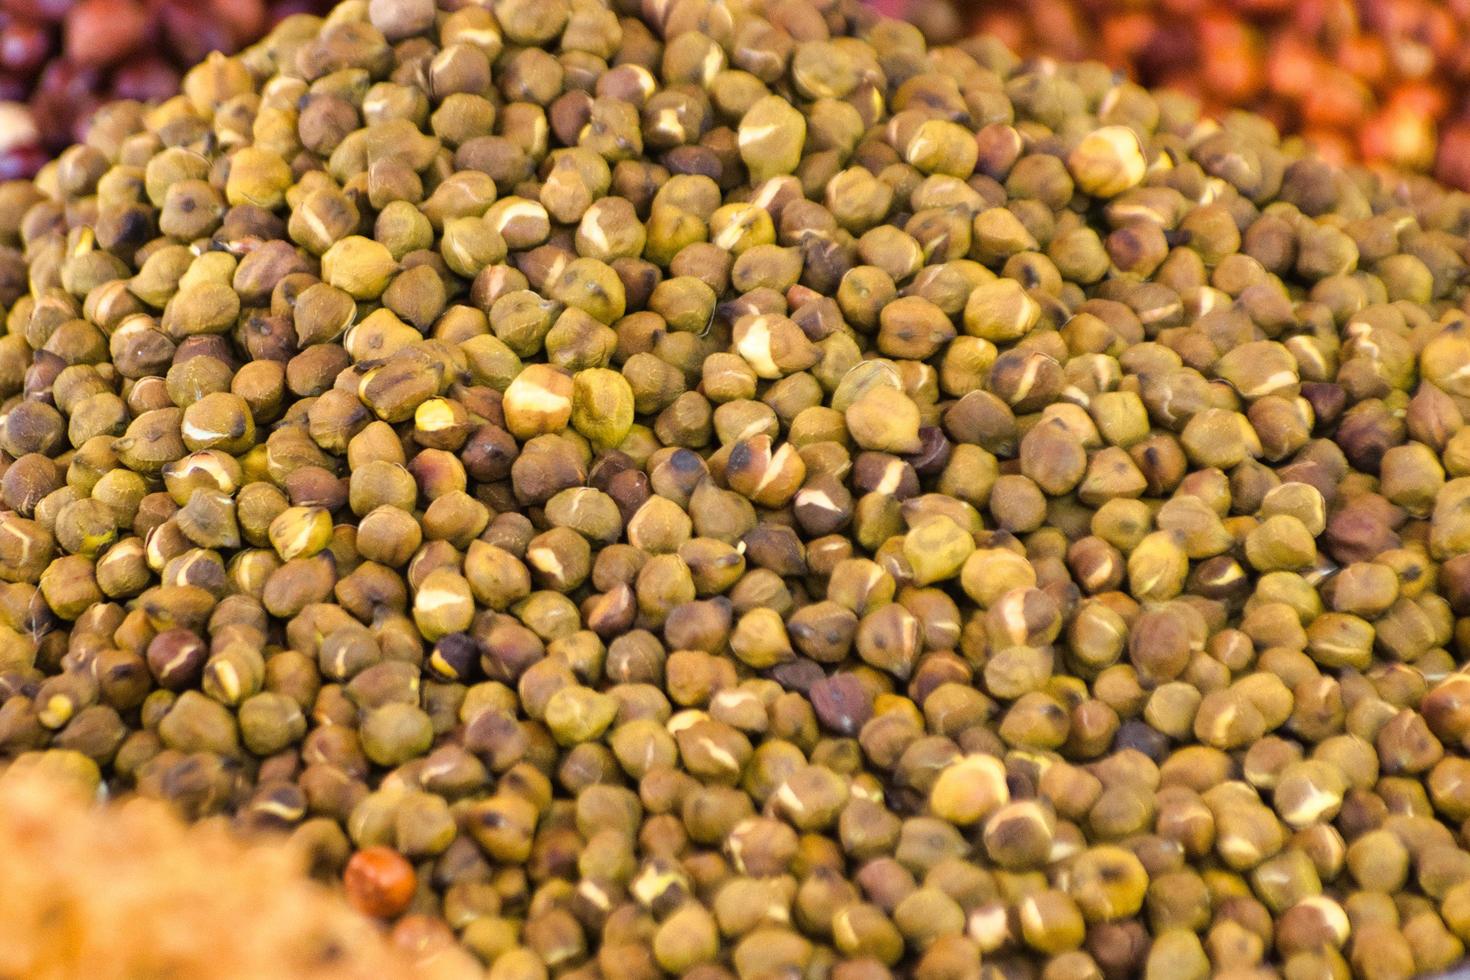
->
[64, 0, 147, 66]
[958, 0, 1470, 189]
[0, 18, 51, 74]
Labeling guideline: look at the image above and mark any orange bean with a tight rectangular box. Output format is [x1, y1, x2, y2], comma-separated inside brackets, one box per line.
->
[344, 845, 417, 919]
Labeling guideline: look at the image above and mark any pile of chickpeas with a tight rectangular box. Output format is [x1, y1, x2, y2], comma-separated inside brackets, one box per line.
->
[0, 0, 1469, 977]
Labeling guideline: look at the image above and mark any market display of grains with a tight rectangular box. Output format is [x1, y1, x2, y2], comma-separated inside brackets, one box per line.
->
[966, 0, 1470, 193]
[4, 0, 1470, 977]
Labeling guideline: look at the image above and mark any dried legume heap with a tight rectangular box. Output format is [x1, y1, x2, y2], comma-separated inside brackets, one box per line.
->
[4, 0, 1470, 977]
